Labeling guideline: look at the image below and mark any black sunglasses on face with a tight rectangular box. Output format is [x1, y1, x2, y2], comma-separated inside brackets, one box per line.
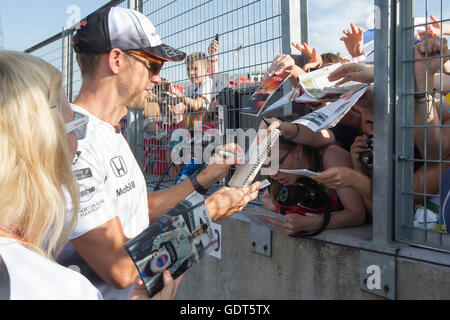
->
[126, 51, 164, 75]
[262, 146, 295, 170]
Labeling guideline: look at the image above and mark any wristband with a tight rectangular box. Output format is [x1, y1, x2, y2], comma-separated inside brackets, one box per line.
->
[189, 172, 208, 195]
[283, 123, 300, 141]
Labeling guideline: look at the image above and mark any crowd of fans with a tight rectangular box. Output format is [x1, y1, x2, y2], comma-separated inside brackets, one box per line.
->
[144, 16, 449, 236]
[0, 5, 449, 300]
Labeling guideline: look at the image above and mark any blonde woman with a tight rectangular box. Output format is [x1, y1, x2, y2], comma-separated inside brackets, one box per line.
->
[0, 51, 180, 300]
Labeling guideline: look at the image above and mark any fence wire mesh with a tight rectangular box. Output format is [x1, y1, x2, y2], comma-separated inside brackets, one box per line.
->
[395, 0, 450, 252]
[141, 0, 285, 195]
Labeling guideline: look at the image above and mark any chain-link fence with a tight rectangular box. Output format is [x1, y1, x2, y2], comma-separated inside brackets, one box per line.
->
[395, 0, 450, 252]
[140, 0, 291, 193]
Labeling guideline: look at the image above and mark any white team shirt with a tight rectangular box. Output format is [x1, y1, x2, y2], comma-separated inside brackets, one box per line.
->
[58, 104, 149, 300]
[0, 238, 102, 300]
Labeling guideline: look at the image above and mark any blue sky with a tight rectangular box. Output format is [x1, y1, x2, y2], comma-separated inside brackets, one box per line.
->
[1, 0, 448, 87]
[1, 0, 110, 51]
[1, 0, 449, 52]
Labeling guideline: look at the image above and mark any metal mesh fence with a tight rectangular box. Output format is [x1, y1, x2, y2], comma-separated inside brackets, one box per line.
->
[395, 0, 450, 252]
[141, 0, 285, 194]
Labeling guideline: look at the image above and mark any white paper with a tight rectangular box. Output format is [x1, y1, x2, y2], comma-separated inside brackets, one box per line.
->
[258, 179, 272, 190]
[228, 129, 280, 188]
[298, 56, 366, 100]
[241, 208, 285, 232]
[293, 86, 369, 132]
[261, 90, 294, 115]
[278, 169, 319, 178]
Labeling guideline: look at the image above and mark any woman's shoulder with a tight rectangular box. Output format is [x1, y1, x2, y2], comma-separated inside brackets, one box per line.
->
[0, 238, 102, 300]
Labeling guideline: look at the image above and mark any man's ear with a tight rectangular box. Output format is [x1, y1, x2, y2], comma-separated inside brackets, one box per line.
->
[108, 48, 126, 75]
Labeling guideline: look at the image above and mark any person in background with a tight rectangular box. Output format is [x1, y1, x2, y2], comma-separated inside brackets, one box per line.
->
[261, 132, 366, 236]
[165, 38, 221, 132]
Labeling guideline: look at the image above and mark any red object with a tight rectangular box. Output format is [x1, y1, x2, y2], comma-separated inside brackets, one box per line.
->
[275, 195, 340, 216]
[144, 121, 183, 176]
[230, 77, 250, 86]
[172, 84, 186, 93]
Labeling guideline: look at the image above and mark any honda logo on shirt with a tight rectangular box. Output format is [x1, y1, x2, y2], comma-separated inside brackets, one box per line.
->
[110, 156, 128, 177]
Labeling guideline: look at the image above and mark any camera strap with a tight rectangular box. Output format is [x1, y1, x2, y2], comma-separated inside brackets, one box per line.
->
[291, 194, 332, 238]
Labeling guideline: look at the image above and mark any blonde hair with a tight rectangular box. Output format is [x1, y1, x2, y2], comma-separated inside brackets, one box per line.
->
[0, 51, 79, 259]
[186, 52, 210, 66]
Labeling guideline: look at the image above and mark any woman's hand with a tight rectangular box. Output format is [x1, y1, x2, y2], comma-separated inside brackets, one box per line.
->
[265, 214, 322, 236]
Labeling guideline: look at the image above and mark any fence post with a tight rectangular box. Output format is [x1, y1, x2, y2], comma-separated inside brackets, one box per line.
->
[372, 0, 396, 248]
[126, 0, 145, 169]
[61, 27, 74, 102]
[359, 0, 400, 300]
[394, 0, 415, 246]
[280, 0, 308, 115]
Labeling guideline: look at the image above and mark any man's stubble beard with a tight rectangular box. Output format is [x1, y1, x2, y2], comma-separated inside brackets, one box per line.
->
[118, 67, 147, 110]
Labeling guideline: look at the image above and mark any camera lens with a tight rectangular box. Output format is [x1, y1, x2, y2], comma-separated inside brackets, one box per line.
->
[359, 149, 373, 168]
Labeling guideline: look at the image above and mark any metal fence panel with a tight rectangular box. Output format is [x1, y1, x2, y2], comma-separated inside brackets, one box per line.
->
[395, 0, 450, 252]
[140, 0, 306, 196]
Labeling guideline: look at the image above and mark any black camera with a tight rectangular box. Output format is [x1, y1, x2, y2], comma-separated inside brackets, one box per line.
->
[358, 136, 373, 169]
[277, 177, 326, 210]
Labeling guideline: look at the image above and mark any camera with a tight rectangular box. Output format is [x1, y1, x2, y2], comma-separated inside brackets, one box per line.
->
[277, 177, 326, 210]
[358, 136, 373, 169]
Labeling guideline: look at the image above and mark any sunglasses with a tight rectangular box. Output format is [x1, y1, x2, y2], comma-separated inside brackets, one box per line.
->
[126, 50, 164, 75]
[262, 146, 295, 170]
[66, 112, 89, 140]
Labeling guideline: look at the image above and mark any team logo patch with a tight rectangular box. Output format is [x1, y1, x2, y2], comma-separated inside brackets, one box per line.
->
[150, 251, 171, 273]
[161, 45, 184, 58]
[110, 156, 128, 177]
[73, 167, 93, 181]
[79, 184, 96, 202]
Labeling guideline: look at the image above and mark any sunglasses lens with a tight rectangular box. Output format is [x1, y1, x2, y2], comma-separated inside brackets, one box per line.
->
[150, 62, 162, 74]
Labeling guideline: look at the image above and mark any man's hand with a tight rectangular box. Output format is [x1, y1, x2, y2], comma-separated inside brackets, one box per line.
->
[328, 63, 374, 85]
[130, 272, 184, 300]
[340, 23, 364, 58]
[197, 143, 244, 188]
[265, 214, 322, 236]
[205, 182, 261, 221]
[292, 42, 323, 71]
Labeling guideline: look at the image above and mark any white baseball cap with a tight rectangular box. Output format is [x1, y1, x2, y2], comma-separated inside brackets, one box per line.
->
[73, 7, 186, 62]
